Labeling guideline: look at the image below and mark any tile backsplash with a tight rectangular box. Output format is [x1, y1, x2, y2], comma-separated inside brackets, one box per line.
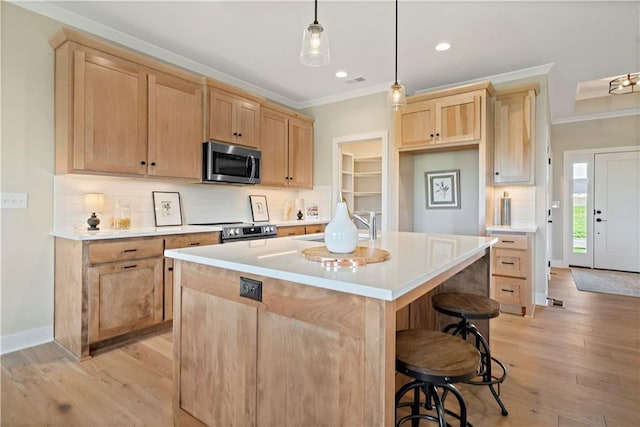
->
[54, 175, 332, 231]
[492, 186, 536, 226]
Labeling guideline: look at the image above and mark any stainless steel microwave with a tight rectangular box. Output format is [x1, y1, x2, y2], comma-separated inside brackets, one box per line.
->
[202, 141, 261, 185]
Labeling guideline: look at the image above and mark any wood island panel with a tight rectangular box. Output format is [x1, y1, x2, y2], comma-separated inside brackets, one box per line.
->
[172, 248, 491, 426]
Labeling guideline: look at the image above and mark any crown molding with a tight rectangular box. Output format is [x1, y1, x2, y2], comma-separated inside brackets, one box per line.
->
[297, 82, 391, 109]
[10, 0, 300, 109]
[552, 107, 640, 125]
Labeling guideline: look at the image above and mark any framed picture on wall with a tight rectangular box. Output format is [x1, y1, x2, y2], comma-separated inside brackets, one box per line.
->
[425, 169, 461, 209]
[249, 195, 270, 222]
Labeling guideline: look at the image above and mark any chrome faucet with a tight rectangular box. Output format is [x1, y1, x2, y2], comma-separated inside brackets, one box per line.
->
[352, 210, 377, 241]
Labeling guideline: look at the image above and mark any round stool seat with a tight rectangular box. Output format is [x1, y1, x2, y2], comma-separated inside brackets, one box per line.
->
[396, 329, 480, 383]
[432, 292, 500, 319]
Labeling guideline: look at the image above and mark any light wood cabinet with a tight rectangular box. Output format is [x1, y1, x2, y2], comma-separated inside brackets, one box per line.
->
[397, 91, 481, 150]
[276, 223, 326, 237]
[51, 28, 205, 179]
[260, 103, 314, 189]
[493, 86, 537, 185]
[54, 231, 220, 359]
[489, 232, 534, 316]
[208, 87, 261, 148]
[163, 232, 220, 320]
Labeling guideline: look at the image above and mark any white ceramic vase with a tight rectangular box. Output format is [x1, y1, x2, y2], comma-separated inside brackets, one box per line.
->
[324, 202, 358, 253]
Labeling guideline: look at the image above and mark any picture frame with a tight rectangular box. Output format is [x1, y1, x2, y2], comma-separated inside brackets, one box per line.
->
[249, 195, 270, 222]
[152, 191, 183, 226]
[305, 202, 319, 220]
[425, 169, 461, 209]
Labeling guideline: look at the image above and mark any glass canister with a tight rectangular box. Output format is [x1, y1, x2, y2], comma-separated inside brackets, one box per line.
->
[112, 201, 131, 230]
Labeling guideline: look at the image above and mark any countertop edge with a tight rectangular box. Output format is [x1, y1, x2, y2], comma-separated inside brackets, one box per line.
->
[51, 225, 223, 240]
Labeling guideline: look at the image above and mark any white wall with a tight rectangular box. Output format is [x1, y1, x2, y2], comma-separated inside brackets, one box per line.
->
[412, 150, 480, 235]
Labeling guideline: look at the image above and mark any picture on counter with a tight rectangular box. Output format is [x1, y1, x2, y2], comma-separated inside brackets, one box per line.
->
[249, 195, 270, 222]
[425, 169, 461, 209]
[305, 203, 320, 220]
[152, 191, 183, 226]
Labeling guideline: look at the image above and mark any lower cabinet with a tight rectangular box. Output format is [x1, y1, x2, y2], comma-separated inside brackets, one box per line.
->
[87, 258, 163, 343]
[276, 223, 326, 237]
[54, 231, 220, 360]
[489, 232, 534, 316]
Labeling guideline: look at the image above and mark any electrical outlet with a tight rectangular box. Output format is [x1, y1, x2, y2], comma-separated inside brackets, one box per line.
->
[239, 277, 262, 302]
[1, 192, 28, 209]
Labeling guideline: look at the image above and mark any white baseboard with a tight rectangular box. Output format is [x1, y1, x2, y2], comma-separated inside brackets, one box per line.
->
[0, 325, 53, 355]
[535, 292, 549, 306]
[551, 259, 566, 268]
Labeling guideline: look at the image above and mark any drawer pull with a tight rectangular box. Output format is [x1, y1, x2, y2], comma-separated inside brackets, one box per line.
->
[502, 240, 515, 243]
[501, 288, 515, 293]
[287, 232, 296, 236]
[168, 267, 174, 272]
[188, 242, 201, 246]
[122, 264, 138, 269]
[501, 261, 515, 265]
[122, 249, 138, 253]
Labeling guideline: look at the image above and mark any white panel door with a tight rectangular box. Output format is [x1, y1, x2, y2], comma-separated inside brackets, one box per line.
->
[593, 151, 640, 272]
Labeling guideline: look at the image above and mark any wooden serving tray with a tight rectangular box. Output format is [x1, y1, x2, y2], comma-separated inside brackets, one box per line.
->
[301, 246, 390, 267]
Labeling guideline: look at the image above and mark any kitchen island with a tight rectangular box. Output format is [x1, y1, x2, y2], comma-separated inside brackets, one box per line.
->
[165, 231, 496, 426]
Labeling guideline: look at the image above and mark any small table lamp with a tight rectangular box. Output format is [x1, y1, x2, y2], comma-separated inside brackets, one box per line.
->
[84, 193, 105, 231]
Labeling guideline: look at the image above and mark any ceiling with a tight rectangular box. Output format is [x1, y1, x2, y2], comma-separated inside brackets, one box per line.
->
[20, 1, 640, 123]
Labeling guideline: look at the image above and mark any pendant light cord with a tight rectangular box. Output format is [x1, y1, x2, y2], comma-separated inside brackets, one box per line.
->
[394, 0, 398, 85]
[314, 0, 319, 24]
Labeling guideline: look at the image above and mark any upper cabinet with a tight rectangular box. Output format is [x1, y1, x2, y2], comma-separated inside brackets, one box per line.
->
[259, 103, 314, 189]
[50, 29, 205, 179]
[206, 79, 263, 148]
[397, 89, 482, 150]
[493, 85, 538, 185]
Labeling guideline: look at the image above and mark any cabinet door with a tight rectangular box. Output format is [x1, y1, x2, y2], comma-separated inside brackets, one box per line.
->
[235, 99, 260, 148]
[208, 89, 235, 143]
[276, 225, 306, 237]
[435, 92, 480, 144]
[73, 49, 147, 175]
[87, 257, 163, 343]
[398, 100, 436, 148]
[494, 90, 535, 184]
[288, 118, 314, 189]
[148, 73, 203, 179]
[179, 287, 257, 426]
[259, 109, 289, 187]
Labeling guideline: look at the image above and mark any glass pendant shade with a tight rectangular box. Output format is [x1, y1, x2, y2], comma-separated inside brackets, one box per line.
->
[300, 22, 330, 67]
[387, 82, 407, 111]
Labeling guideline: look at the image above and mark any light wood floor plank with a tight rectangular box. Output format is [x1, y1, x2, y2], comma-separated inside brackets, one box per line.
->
[1, 267, 639, 426]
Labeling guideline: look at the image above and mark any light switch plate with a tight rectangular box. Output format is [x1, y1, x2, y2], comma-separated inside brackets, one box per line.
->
[1, 192, 28, 209]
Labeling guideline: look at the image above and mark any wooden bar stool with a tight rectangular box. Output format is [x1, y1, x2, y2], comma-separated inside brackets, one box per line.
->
[395, 329, 481, 427]
[431, 292, 509, 416]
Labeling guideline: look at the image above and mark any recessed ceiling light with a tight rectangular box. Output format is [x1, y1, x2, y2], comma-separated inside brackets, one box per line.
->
[435, 42, 451, 52]
[335, 71, 348, 78]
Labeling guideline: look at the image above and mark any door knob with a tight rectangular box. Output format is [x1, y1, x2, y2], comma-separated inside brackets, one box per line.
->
[596, 210, 602, 214]
[596, 218, 607, 222]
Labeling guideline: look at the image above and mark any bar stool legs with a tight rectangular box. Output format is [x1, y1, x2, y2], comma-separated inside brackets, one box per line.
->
[395, 380, 472, 427]
[445, 318, 509, 416]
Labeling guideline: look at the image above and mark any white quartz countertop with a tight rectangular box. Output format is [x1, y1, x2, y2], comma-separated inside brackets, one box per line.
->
[164, 231, 497, 301]
[51, 225, 222, 241]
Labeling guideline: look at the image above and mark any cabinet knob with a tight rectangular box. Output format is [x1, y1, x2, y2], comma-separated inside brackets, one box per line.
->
[233, 132, 238, 136]
[140, 161, 146, 165]
[238, 133, 242, 137]
[435, 133, 440, 137]
[495, 172, 500, 175]
[150, 162, 156, 166]
[430, 134, 434, 138]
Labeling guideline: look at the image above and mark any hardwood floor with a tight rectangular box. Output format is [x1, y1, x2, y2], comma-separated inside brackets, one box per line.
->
[1, 268, 639, 426]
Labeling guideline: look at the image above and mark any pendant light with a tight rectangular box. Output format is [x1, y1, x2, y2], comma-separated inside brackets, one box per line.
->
[300, 0, 330, 67]
[387, 0, 407, 111]
[609, 73, 638, 95]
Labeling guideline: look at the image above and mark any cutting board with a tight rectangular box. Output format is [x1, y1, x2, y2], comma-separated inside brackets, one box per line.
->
[301, 245, 390, 267]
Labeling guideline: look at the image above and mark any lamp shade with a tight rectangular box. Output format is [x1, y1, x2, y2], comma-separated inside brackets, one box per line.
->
[84, 193, 104, 213]
[300, 23, 330, 67]
[387, 82, 407, 111]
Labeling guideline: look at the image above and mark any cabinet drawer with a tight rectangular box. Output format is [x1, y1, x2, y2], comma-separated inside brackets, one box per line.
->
[493, 276, 522, 305]
[493, 248, 528, 278]
[492, 234, 528, 250]
[277, 225, 306, 237]
[305, 224, 326, 234]
[165, 232, 220, 249]
[88, 238, 164, 264]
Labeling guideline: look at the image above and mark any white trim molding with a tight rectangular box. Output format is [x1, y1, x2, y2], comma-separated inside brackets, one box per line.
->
[1, 325, 53, 355]
[553, 107, 640, 125]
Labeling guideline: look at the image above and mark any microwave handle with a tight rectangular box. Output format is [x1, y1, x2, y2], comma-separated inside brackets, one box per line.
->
[248, 155, 256, 183]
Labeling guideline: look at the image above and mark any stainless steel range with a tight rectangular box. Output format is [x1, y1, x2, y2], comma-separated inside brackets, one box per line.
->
[190, 222, 277, 243]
